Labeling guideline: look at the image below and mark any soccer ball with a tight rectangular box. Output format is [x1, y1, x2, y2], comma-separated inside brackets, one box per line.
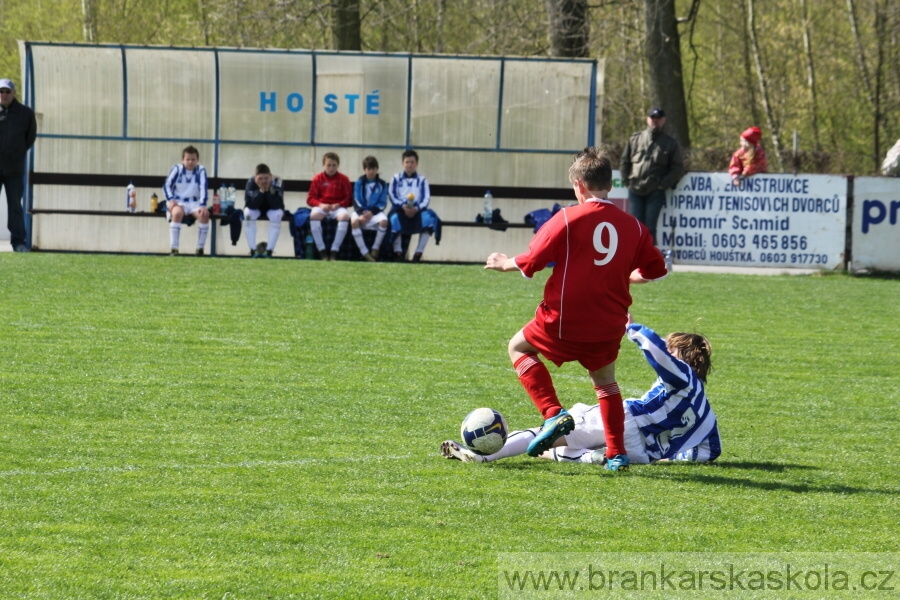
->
[460, 408, 508, 456]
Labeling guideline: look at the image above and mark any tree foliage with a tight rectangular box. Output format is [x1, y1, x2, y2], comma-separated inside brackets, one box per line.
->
[1, 0, 896, 174]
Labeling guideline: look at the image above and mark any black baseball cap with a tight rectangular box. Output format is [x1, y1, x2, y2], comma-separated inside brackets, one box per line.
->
[648, 107, 665, 118]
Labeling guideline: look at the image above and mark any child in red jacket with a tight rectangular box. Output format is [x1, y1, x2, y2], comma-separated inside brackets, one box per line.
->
[729, 126, 767, 187]
[308, 152, 353, 260]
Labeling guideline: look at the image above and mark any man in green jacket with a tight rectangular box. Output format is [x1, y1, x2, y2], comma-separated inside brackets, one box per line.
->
[620, 107, 684, 245]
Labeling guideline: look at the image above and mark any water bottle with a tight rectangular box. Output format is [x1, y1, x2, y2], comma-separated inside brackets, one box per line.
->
[212, 189, 221, 215]
[483, 190, 493, 224]
[664, 249, 673, 272]
[126, 182, 136, 213]
[226, 183, 237, 212]
[150, 192, 159, 212]
[218, 183, 228, 212]
[305, 234, 315, 260]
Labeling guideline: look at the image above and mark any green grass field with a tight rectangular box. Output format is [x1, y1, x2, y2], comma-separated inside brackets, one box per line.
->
[1, 254, 897, 598]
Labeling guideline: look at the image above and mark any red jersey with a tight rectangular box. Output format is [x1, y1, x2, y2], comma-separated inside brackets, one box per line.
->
[307, 171, 352, 208]
[514, 199, 666, 343]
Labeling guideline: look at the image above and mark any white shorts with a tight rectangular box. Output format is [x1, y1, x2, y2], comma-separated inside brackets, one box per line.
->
[311, 206, 350, 220]
[563, 402, 651, 464]
[244, 208, 284, 222]
[351, 210, 388, 229]
[168, 199, 205, 216]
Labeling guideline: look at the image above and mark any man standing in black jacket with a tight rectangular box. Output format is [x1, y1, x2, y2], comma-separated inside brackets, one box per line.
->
[0, 78, 37, 252]
[620, 107, 684, 246]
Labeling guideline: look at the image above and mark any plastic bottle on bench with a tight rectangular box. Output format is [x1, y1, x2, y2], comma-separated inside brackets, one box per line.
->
[225, 183, 237, 213]
[483, 190, 493, 224]
[126, 182, 136, 213]
[218, 183, 228, 213]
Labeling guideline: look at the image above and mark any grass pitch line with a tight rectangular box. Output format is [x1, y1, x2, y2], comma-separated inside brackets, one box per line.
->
[0, 455, 414, 479]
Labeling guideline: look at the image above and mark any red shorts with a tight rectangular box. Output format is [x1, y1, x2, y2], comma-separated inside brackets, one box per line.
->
[523, 317, 621, 372]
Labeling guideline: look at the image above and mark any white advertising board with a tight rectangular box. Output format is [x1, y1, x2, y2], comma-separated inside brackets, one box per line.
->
[851, 177, 900, 271]
[661, 173, 847, 269]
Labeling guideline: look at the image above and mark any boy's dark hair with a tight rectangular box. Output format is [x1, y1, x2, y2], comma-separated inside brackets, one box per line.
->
[362, 156, 379, 170]
[322, 152, 340, 165]
[255, 163, 271, 175]
[665, 332, 713, 382]
[568, 146, 612, 191]
[182, 145, 199, 159]
[402, 149, 419, 162]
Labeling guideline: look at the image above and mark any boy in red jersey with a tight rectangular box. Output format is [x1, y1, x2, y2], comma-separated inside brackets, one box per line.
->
[484, 146, 667, 471]
[308, 152, 353, 260]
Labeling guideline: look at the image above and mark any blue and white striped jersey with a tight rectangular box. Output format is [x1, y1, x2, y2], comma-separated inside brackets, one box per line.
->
[388, 172, 430, 210]
[354, 175, 388, 214]
[625, 323, 721, 462]
[164, 164, 208, 204]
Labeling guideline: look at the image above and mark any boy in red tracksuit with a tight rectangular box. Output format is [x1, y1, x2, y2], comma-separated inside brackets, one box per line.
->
[484, 146, 668, 471]
[308, 152, 353, 260]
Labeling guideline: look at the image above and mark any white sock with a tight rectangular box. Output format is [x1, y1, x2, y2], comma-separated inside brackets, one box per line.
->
[169, 222, 181, 249]
[267, 209, 283, 251]
[331, 221, 349, 252]
[373, 226, 387, 250]
[197, 222, 209, 250]
[245, 218, 257, 250]
[483, 429, 538, 462]
[310, 220, 325, 251]
[415, 232, 431, 254]
[351, 227, 368, 254]
[547, 446, 595, 463]
[393, 235, 402, 252]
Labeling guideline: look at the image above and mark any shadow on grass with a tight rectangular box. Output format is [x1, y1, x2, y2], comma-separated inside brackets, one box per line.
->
[487, 459, 895, 495]
[710, 460, 819, 472]
[636, 468, 893, 496]
[850, 269, 900, 280]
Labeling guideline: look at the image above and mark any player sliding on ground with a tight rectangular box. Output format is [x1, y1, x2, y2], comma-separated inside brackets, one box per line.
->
[442, 318, 720, 465]
[484, 147, 667, 471]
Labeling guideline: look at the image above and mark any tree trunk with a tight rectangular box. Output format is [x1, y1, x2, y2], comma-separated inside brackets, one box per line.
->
[872, 1, 887, 172]
[739, 0, 762, 128]
[798, 0, 821, 152]
[644, 0, 690, 147]
[746, 0, 784, 170]
[435, 0, 446, 53]
[545, 0, 589, 58]
[82, 0, 96, 42]
[332, 0, 361, 51]
[846, 0, 875, 109]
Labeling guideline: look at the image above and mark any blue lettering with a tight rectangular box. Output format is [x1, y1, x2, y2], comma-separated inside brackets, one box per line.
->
[366, 90, 380, 115]
[688, 175, 712, 191]
[260, 91, 277, 112]
[286, 93, 303, 113]
[862, 199, 900, 234]
[324, 93, 338, 114]
[344, 94, 360, 114]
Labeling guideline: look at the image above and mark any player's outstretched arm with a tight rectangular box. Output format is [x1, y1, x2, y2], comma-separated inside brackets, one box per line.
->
[485, 252, 516, 272]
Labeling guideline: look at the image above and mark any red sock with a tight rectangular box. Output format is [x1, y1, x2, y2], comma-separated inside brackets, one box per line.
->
[514, 353, 562, 419]
[596, 382, 626, 457]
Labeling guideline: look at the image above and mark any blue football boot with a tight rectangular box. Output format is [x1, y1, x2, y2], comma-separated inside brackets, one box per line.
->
[526, 408, 575, 457]
[604, 454, 630, 471]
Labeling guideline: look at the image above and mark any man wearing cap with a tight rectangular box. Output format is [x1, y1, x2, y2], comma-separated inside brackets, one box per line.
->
[620, 107, 684, 245]
[0, 78, 37, 252]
